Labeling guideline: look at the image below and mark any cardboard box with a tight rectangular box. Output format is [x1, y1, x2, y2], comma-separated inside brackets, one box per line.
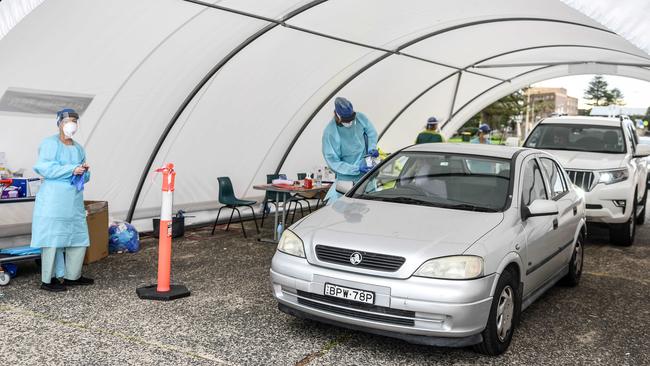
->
[26, 178, 41, 196]
[84, 200, 109, 264]
[1, 178, 26, 199]
[0, 178, 40, 199]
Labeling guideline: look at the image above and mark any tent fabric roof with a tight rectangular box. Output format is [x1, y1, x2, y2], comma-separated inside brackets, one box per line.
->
[1, 0, 649, 234]
[0, 0, 44, 40]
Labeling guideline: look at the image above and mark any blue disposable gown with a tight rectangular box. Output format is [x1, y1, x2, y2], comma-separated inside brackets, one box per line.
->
[322, 112, 378, 202]
[31, 135, 90, 248]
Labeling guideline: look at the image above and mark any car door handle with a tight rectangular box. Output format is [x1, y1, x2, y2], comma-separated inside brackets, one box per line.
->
[553, 218, 559, 230]
[573, 206, 578, 216]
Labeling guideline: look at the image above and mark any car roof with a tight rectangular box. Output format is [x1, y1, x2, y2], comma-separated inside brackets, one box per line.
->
[404, 142, 527, 159]
[538, 116, 623, 127]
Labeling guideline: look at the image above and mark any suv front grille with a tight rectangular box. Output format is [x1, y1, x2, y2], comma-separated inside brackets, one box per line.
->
[566, 170, 595, 191]
[315, 245, 405, 272]
[296, 290, 415, 326]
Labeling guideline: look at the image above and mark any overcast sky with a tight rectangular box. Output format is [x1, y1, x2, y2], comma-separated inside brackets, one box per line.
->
[533, 75, 650, 110]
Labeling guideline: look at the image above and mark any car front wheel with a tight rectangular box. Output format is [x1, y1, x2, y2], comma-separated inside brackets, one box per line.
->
[635, 188, 647, 225]
[610, 194, 636, 246]
[474, 268, 519, 356]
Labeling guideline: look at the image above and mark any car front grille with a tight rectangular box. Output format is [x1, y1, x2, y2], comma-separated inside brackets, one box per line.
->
[315, 245, 405, 272]
[566, 170, 595, 191]
[296, 290, 415, 326]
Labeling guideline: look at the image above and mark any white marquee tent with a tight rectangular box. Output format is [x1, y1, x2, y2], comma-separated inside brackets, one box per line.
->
[1, 0, 649, 236]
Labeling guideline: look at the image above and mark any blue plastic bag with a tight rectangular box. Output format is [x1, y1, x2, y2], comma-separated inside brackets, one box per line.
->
[1, 263, 17, 278]
[108, 221, 140, 253]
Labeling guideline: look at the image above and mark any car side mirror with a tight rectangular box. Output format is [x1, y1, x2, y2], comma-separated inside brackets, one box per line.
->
[634, 144, 650, 158]
[505, 137, 520, 147]
[335, 180, 354, 195]
[522, 199, 559, 220]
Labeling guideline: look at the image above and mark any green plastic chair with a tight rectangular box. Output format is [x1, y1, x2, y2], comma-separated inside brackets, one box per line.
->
[211, 177, 259, 238]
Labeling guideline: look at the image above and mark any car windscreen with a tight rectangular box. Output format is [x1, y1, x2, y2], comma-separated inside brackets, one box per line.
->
[524, 123, 626, 154]
[351, 152, 512, 212]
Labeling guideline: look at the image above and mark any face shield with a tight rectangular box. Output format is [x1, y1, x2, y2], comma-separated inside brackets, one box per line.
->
[57, 111, 80, 125]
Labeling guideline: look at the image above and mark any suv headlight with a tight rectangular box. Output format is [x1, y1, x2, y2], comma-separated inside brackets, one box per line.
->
[414, 256, 483, 279]
[597, 168, 628, 185]
[277, 230, 305, 258]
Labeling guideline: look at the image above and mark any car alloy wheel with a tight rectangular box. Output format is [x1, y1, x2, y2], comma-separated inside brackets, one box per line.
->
[496, 285, 515, 342]
[574, 239, 583, 275]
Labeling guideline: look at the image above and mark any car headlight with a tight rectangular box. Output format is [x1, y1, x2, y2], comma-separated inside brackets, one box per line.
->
[277, 230, 305, 258]
[414, 256, 484, 279]
[597, 169, 628, 185]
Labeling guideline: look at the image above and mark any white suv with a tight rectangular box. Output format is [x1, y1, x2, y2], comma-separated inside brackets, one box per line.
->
[524, 116, 650, 246]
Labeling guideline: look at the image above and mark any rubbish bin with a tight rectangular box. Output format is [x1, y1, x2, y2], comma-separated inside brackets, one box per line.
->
[152, 212, 185, 239]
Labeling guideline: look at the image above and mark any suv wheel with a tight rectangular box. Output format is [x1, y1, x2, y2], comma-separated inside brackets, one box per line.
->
[610, 195, 636, 246]
[635, 189, 647, 225]
[560, 234, 583, 286]
[474, 269, 519, 355]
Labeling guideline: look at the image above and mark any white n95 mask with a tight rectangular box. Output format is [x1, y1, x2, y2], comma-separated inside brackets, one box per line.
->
[341, 121, 354, 128]
[63, 122, 78, 138]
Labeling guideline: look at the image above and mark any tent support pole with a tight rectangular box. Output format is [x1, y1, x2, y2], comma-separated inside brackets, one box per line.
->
[126, 0, 329, 222]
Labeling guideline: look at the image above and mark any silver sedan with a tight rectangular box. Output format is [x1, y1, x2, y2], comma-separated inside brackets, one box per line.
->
[270, 143, 586, 355]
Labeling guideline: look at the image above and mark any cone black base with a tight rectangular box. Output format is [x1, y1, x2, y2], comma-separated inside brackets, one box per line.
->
[136, 284, 190, 301]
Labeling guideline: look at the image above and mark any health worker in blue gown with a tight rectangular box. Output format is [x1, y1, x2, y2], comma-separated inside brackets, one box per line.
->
[31, 108, 94, 292]
[321, 97, 378, 203]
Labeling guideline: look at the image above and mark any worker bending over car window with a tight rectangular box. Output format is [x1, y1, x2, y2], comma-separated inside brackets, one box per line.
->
[321, 97, 378, 203]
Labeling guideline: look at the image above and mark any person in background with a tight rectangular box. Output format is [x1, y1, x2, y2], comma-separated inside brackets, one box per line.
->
[415, 117, 445, 144]
[31, 108, 94, 292]
[322, 97, 378, 203]
[472, 123, 492, 144]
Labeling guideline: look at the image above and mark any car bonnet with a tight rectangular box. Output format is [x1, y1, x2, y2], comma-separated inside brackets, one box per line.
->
[292, 197, 504, 278]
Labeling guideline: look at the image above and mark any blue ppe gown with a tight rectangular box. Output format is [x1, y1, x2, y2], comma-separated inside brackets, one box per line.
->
[322, 112, 378, 203]
[31, 135, 90, 250]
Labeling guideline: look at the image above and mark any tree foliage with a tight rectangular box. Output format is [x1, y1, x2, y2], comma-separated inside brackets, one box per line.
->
[609, 88, 625, 106]
[583, 75, 625, 106]
[466, 89, 526, 129]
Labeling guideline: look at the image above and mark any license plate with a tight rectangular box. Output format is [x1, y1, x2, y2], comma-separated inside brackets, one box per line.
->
[324, 283, 375, 304]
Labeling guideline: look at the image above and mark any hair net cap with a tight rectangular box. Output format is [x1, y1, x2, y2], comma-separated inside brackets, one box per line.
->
[478, 123, 491, 133]
[56, 108, 79, 125]
[334, 97, 355, 121]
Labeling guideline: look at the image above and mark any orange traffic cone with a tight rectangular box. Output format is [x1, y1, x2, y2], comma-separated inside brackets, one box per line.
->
[136, 163, 190, 301]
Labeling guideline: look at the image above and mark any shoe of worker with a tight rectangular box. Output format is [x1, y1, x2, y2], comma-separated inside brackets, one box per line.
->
[64, 276, 94, 286]
[40, 281, 67, 292]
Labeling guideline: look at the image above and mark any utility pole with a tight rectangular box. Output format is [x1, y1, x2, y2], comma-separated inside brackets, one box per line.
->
[524, 90, 531, 139]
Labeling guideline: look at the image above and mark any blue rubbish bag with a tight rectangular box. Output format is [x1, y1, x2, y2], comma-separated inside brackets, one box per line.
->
[108, 221, 140, 254]
[1, 263, 17, 278]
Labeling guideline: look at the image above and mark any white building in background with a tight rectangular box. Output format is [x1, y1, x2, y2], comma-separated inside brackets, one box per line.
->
[590, 106, 646, 117]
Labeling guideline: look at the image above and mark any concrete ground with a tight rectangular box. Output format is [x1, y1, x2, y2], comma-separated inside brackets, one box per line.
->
[1, 209, 649, 365]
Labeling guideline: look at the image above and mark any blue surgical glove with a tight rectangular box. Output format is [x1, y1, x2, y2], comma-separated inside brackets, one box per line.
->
[359, 159, 372, 174]
[71, 174, 85, 192]
[369, 149, 379, 158]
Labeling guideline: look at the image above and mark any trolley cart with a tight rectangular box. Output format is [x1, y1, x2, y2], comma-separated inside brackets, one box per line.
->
[0, 249, 41, 286]
[0, 179, 41, 286]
